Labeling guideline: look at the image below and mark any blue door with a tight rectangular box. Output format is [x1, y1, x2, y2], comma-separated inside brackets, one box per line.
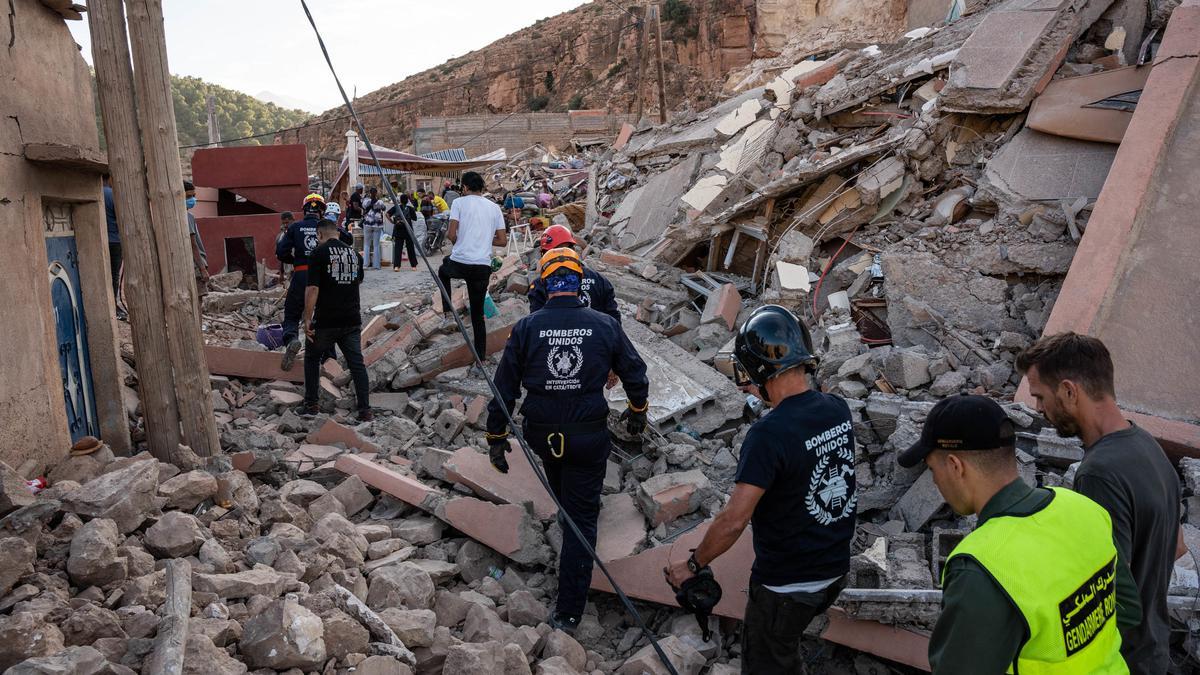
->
[44, 203, 98, 442]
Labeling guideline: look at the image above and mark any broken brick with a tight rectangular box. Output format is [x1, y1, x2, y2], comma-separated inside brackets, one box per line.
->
[307, 419, 382, 454]
[443, 445, 557, 520]
[334, 455, 443, 511]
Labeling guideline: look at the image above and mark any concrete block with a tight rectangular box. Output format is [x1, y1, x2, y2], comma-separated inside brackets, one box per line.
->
[882, 349, 932, 389]
[892, 470, 945, 531]
[433, 408, 467, 443]
[636, 470, 710, 526]
[1028, 428, 1084, 467]
[700, 283, 740, 331]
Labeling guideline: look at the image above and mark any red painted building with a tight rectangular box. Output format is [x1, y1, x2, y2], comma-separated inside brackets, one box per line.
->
[190, 144, 309, 275]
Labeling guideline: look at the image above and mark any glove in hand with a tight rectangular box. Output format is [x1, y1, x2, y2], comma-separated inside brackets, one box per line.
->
[621, 406, 647, 436]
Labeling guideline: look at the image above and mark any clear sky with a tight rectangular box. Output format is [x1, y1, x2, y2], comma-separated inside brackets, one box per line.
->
[67, 0, 591, 113]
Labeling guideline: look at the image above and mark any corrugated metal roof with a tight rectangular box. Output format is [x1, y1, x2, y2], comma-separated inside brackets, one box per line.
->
[420, 148, 468, 162]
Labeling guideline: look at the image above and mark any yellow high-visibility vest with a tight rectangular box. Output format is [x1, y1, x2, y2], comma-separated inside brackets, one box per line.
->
[944, 487, 1127, 674]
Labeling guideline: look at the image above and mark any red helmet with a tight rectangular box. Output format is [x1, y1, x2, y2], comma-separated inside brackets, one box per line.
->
[540, 224, 577, 251]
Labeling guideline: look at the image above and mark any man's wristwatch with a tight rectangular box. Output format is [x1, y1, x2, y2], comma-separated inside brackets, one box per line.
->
[687, 550, 702, 574]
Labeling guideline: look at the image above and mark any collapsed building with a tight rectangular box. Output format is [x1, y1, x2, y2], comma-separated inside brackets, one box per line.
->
[2, 0, 1200, 674]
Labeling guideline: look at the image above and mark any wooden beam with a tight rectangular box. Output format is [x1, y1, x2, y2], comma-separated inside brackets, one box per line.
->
[126, 0, 221, 457]
[86, 0, 182, 457]
[144, 559, 190, 675]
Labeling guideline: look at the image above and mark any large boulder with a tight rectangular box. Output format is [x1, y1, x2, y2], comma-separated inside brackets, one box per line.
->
[239, 596, 326, 670]
[66, 518, 127, 588]
[157, 470, 218, 510]
[144, 512, 208, 558]
[379, 608, 436, 648]
[0, 612, 66, 671]
[0, 536, 35, 597]
[0, 462, 35, 517]
[61, 460, 158, 533]
[3, 645, 108, 675]
[310, 512, 369, 567]
[183, 634, 246, 675]
[367, 562, 435, 611]
[60, 604, 125, 646]
[192, 565, 287, 600]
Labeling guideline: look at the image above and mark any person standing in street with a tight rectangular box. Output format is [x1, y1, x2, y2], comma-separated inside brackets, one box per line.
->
[362, 199, 386, 270]
[1018, 333, 1181, 674]
[102, 175, 127, 320]
[666, 305, 856, 675]
[276, 194, 351, 370]
[527, 224, 619, 322]
[300, 217, 371, 421]
[346, 183, 365, 228]
[901, 394, 1141, 674]
[437, 171, 507, 368]
[486, 246, 649, 634]
[183, 180, 209, 293]
[390, 194, 419, 271]
[442, 181, 461, 208]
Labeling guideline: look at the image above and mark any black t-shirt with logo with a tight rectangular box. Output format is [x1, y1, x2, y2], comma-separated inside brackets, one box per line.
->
[735, 390, 857, 586]
[306, 239, 363, 329]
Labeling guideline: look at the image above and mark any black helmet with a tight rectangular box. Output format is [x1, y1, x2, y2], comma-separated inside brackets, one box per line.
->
[733, 305, 817, 396]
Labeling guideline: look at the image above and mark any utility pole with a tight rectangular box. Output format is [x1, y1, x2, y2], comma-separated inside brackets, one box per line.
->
[205, 95, 221, 147]
[346, 130, 360, 190]
[652, 2, 669, 124]
[126, 0, 221, 458]
[634, 3, 651, 121]
[86, 0, 182, 458]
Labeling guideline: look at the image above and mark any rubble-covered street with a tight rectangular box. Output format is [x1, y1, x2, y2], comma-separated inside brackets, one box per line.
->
[5, 0, 1200, 673]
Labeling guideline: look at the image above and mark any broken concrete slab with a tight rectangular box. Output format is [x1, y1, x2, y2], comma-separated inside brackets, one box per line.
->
[609, 154, 700, 251]
[438, 497, 550, 565]
[307, 419, 382, 454]
[1027, 65, 1151, 143]
[715, 119, 775, 174]
[205, 345, 303, 383]
[606, 320, 743, 434]
[984, 128, 1118, 201]
[443, 445, 557, 520]
[335, 455, 444, 512]
[715, 98, 763, 137]
[596, 493, 646, 562]
[700, 283, 740, 331]
[679, 174, 729, 212]
[940, 0, 1117, 113]
[892, 469, 946, 531]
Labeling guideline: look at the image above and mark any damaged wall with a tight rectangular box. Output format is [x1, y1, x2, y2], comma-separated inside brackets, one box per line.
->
[0, 0, 128, 467]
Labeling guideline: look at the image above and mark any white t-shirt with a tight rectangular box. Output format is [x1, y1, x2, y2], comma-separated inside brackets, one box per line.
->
[448, 194, 505, 266]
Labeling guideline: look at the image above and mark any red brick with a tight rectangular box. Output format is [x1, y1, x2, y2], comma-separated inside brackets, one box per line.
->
[360, 315, 387, 344]
[205, 345, 303, 383]
[441, 497, 524, 557]
[700, 283, 740, 330]
[464, 396, 487, 425]
[443, 445, 557, 520]
[596, 493, 645, 562]
[612, 123, 636, 151]
[307, 419, 382, 454]
[334, 454, 443, 510]
[648, 484, 696, 526]
[363, 323, 419, 367]
[599, 250, 634, 267]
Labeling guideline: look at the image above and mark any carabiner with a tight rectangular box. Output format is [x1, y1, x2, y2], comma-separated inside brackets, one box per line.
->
[547, 432, 566, 459]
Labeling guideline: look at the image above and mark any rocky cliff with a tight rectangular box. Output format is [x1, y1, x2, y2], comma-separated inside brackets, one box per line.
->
[288, 0, 909, 163]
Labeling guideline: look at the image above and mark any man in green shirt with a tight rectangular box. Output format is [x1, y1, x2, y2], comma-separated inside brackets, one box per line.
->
[899, 395, 1142, 674]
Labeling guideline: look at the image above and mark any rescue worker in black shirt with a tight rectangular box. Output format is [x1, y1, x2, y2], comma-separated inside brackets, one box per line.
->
[527, 225, 620, 323]
[666, 305, 856, 675]
[486, 247, 650, 634]
[275, 194, 351, 370]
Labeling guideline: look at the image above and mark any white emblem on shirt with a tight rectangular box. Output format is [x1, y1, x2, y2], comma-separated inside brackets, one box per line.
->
[547, 345, 583, 379]
[804, 423, 857, 525]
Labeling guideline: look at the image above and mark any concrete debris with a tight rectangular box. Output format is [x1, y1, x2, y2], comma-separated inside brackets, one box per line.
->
[15, 1, 1194, 674]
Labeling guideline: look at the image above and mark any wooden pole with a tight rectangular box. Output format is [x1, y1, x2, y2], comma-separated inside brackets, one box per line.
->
[652, 3, 669, 124]
[205, 95, 221, 147]
[634, 3, 651, 120]
[86, 0, 182, 457]
[126, 0, 222, 458]
[145, 559, 191, 675]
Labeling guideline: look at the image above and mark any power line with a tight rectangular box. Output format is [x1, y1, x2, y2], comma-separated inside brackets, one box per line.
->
[180, 16, 639, 149]
[297, 2, 680, 673]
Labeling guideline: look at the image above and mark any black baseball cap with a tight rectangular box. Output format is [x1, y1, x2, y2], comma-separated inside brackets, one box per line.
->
[898, 395, 1015, 468]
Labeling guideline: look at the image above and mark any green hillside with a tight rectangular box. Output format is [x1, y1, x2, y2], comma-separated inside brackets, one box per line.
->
[93, 73, 312, 148]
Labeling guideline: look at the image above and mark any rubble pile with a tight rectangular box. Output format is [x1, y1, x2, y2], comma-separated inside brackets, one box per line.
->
[55, 0, 1197, 671]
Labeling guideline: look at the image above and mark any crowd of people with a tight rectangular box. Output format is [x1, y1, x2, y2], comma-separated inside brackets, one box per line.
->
[108, 167, 1184, 675]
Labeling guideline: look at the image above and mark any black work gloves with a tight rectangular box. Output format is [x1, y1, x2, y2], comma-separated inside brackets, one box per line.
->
[621, 401, 648, 436]
[486, 432, 510, 473]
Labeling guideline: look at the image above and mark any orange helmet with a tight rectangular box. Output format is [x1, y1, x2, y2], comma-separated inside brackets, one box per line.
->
[540, 224, 577, 251]
[539, 247, 583, 280]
